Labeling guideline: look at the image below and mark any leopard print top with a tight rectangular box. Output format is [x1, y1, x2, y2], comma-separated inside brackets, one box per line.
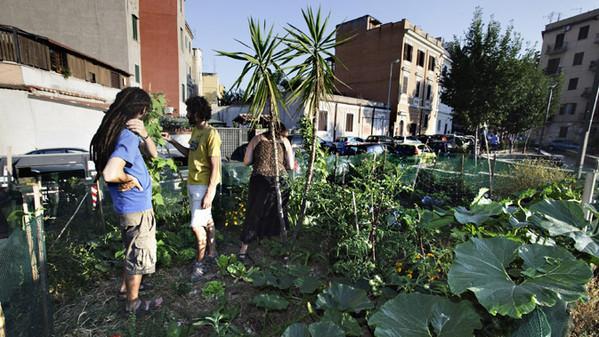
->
[252, 137, 287, 177]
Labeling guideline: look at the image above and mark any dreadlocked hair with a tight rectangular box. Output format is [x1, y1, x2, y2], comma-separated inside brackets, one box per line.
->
[90, 87, 151, 174]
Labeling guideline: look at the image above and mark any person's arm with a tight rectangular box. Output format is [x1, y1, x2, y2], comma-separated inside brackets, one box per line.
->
[102, 157, 143, 191]
[161, 132, 189, 157]
[243, 135, 260, 166]
[126, 119, 158, 159]
[202, 130, 222, 209]
[282, 137, 295, 170]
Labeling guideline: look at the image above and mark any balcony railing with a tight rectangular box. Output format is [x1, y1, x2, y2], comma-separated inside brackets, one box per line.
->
[546, 42, 568, 55]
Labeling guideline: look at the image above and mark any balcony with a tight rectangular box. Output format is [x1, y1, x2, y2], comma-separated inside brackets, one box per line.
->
[409, 96, 421, 107]
[545, 42, 568, 55]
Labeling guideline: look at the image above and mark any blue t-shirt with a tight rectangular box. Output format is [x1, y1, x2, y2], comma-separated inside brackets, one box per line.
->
[107, 129, 153, 215]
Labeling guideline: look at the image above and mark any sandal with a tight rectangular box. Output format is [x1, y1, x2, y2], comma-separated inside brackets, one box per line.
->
[125, 297, 163, 317]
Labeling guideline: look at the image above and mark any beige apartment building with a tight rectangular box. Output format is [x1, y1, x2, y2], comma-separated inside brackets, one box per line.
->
[335, 15, 453, 136]
[540, 9, 599, 152]
[202, 72, 224, 106]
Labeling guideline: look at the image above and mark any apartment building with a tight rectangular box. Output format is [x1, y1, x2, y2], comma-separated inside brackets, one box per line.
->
[0, 25, 125, 154]
[540, 9, 599, 152]
[202, 72, 224, 106]
[0, 0, 141, 87]
[335, 15, 453, 136]
[140, 0, 202, 116]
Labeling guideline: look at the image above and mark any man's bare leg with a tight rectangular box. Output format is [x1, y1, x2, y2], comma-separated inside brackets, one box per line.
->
[192, 226, 207, 261]
[125, 274, 142, 311]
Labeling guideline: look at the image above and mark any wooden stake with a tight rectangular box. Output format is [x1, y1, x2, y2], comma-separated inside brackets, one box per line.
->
[32, 185, 51, 337]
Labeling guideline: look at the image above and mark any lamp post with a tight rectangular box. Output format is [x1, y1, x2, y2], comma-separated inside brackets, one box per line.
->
[387, 58, 400, 136]
[577, 83, 599, 178]
[538, 82, 558, 150]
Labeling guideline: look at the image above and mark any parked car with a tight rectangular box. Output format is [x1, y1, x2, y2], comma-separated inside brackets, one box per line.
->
[25, 148, 87, 155]
[393, 143, 437, 163]
[335, 136, 364, 155]
[547, 139, 580, 151]
[287, 134, 335, 153]
[429, 135, 473, 154]
[345, 143, 389, 155]
[365, 135, 395, 145]
[393, 135, 420, 144]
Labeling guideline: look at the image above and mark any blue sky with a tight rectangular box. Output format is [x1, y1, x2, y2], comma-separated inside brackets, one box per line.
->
[185, 0, 598, 90]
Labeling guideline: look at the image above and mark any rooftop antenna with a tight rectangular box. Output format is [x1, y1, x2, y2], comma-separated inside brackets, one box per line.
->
[544, 11, 563, 23]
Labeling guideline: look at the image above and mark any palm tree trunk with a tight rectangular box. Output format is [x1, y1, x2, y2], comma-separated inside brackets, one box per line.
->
[269, 113, 287, 242]
[293, 96, 320, 240]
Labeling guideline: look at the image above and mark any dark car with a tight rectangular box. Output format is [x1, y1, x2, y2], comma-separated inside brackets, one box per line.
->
[335, 136, 364, 155]
[547, 139, 580, 152]
[287, 134, 335, 153]
[365, 135, 395, 145]
[346, 143, 388, 155]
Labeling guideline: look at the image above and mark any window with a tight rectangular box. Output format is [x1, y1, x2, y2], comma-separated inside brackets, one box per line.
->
[132, 15, 138, 41]
[318, 110, 328, 131]
[134, 64, 140, 83]
[403, 43, 413, 62]
[558, 126, 568, 138]
[428, 56, 436, 71]
[560, 103, 577, 115]
[415, 80, 421, 97]
[578, 25, 589, 40]
[110, 71, 121, 89]
[87, 72, 96, 83]
[568, 78, 578, 90]
[423, 114, 429, 128]
[402, 76, 409, 94]
[573, 52, 584, 66]
[437, 120, 442, 132]
[417, 50, 425, 67]
[546, 58, 560, 74]
[426, 84, 432, 100]
[180, 28, 183, 50]
[345, 114, 354, 132]
[49, 48, 66, 72]
[555, 33, 565, 49]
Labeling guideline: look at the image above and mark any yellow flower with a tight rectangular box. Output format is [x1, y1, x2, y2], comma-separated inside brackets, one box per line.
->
[426, 253, 435, 258]
[415, 253, 422, 260]
[394, 261, 402, 273]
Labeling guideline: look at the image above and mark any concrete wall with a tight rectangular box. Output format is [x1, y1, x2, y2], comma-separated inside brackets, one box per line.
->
[0, 0, 134, 73]
[0, 89, 105, 155]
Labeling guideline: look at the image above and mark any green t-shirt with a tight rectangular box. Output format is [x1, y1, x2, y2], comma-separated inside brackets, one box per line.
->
[188, 126, 221, 185]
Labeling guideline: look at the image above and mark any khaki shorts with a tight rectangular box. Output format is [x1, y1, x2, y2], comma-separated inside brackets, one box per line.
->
[120, 209, 157, 275]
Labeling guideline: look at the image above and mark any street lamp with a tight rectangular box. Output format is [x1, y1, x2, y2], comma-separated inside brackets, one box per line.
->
[387, 58, 401, 108]
[538, 82, 558, 150]
[387, 59, 400, 136]
[577, 84, 599, 178]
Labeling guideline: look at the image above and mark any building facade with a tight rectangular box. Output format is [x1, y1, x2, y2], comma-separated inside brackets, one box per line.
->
[540, 9, 599, 152]
[202, 73, 224, 106]
[0, 0, 141, 87]
[140, 0, 201, 116]
[0, 26, 124, 155]
[335, 15, 452, 136]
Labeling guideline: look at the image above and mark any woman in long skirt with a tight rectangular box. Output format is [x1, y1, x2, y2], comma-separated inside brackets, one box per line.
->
[238, 122, 294, 259]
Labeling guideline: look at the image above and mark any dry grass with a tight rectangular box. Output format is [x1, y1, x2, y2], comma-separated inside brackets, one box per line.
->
[571, 271, 599, 337]
[495, 159, 573, 197]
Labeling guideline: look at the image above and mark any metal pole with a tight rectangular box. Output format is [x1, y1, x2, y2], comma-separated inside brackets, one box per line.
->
[387, 59, 399, 136]
[538, 84, 557, 148]
[577, 85, 599, 179]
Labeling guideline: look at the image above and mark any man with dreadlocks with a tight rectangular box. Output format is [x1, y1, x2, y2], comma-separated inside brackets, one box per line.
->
[90, 87, 162, 314]
[162, 96, 221, 282]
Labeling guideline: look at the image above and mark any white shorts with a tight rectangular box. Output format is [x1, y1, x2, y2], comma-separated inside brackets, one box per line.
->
[188, 184, 213, 229]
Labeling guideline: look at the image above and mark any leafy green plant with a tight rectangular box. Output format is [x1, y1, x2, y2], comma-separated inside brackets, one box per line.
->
[251, 293, 289, 311]
[281, 321, 345, 337]
[368, 293, 482, 337]
[315, 282, 373, 313]
[216, 254, 257, 282]
[448, 237, 592, 318]
[202, 280, 226, 301]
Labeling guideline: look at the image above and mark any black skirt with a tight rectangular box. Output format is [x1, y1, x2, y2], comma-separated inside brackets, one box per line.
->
[240, 174, 289, 244]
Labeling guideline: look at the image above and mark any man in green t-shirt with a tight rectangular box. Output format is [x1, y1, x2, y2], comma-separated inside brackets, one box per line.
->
[162, 96, 221, 281]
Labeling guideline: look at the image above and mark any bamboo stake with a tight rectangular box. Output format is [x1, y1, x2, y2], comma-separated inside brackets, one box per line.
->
[32, 184, 51, 337]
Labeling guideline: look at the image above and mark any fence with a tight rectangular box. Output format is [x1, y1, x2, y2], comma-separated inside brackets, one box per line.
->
[215, 127, 249, 160]
[0, 184, 51, 337]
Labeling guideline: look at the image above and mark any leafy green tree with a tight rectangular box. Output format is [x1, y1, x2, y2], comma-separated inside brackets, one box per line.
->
[218, 19, 288, 239]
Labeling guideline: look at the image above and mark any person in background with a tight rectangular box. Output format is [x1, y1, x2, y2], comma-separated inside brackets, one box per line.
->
[162, 96, 221, 282]
[90, 87, 162, 314]
[238, 121, 294, 260]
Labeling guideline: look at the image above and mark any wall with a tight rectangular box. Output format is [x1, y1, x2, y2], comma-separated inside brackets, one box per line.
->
[0, 0, 133, 73]
[0, 89, 105, 155]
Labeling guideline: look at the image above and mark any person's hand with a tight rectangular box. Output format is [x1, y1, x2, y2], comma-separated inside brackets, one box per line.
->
[119, 174, 143, 192]
[126, 119, 148, 139]
[161, 132, 172, 142]
[202, 188, 216, 209]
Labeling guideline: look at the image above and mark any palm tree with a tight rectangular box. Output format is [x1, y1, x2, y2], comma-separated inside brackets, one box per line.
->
[282, 7, 344, 239]
[217, 19, 288, 240]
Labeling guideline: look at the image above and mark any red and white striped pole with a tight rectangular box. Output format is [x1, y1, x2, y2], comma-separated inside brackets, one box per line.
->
[91, 183, 98, 209]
